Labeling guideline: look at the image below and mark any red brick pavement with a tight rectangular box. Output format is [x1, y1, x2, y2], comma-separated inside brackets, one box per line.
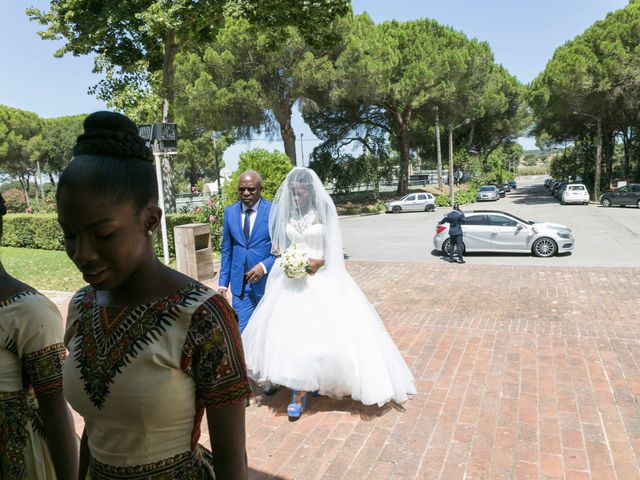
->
[47, 262, 640, 479]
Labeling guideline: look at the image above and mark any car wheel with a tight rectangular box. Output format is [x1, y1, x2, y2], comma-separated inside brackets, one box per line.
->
[442, 238, 466, 257]
[532, 237, 557, 257]
[425, 204, 435, 212]
[601, 198, 612, 207]
[637, 199, 640, 208]
[392, 205, 401, 213]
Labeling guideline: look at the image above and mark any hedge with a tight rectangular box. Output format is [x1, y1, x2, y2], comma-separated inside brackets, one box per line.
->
[2, 213, 201, 259]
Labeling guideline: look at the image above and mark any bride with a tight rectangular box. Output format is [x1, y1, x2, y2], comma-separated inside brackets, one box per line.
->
[242, 167, 416, 419]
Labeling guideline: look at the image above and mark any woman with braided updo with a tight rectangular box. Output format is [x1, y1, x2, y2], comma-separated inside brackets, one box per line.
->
[0, 193, 79, 479]
[57, 111, 250, 480]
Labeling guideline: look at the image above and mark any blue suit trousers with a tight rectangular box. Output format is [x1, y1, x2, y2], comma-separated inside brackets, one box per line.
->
[232, 282, 260, 333]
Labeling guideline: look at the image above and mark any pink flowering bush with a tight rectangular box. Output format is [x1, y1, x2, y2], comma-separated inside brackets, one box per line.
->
[190, 195, 225, 251]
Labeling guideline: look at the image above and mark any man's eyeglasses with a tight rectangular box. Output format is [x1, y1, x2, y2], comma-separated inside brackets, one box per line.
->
[238, 187, 258, 193]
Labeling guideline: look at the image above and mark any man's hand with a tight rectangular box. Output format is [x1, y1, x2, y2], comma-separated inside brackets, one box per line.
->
[245, 264, 265, 283]
[217, 287, 230, 301]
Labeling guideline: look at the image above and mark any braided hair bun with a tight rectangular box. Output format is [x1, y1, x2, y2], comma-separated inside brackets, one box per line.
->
[73, 111, 153, 162]
[57, 111, 158, 213]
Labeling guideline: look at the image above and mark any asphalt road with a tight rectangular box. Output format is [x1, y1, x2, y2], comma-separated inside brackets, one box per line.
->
[340, 175, 640, 267]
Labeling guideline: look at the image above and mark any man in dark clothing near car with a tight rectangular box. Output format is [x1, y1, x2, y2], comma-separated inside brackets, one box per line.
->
[439, 204, 466, 263]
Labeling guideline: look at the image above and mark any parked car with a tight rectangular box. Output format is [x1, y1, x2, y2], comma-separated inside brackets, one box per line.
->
[561, 183, 590, 205]
[599, 184, 640, 208]
[386, 192, 436, 213]
[552, 181, 566, 197]
[476, 185, 499, 201]
[508, 179, 517, 189]
[433, 210, 575, 258]
[496, 184, 507, 197]
[554, 183, 568, 200]
[502, 182, 511, 193]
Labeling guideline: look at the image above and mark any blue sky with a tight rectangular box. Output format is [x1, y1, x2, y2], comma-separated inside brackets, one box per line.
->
[0, 0, 629, 170]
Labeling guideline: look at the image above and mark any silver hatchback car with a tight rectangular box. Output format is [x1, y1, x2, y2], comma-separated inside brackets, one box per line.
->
[386, 192, 436, 213]
[433, 210, 575, 257]
[476, 185, 499, 201]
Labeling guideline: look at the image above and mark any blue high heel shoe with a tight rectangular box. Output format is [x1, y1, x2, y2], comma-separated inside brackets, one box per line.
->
[287, 390, 308, 419]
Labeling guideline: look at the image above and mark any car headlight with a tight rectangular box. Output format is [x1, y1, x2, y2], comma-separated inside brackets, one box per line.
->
[557, 230, 572, 239]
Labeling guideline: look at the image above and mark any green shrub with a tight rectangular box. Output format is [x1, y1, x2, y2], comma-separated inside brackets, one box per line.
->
[2, 212, 206, 261]
[435, 187, 478, 208]
[2, 214, 64, 250]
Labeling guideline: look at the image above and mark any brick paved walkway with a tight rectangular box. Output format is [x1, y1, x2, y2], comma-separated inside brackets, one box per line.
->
[48, 262, 640, 479]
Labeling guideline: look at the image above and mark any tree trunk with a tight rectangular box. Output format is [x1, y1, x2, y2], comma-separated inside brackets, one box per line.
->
[49, 172, 56, 186]
[273, 102, 297, 166]
[394, 108, 412, 196]
[397, 127, 410, 196]
[159, 29, 179, 213]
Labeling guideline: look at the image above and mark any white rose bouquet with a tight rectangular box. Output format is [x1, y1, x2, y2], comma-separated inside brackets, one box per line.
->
[281, 243, 311, 279]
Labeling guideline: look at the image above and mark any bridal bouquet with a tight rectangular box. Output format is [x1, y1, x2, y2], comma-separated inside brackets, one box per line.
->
[281, 243, 311, 279]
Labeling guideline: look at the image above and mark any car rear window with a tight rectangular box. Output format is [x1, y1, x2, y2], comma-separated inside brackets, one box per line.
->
[479, 186, 495, 192]
[567, 185, 585, 190]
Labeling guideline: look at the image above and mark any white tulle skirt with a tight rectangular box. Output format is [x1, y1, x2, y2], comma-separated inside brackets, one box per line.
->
[242, 262, 416, 406]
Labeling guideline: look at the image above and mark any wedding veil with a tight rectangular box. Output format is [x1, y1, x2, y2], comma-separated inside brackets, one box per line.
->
[269, 167, 345, 270]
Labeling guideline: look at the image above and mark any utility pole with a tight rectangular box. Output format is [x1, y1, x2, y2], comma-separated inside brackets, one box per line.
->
[211, 132, 222, 196]
[434, 106, 443, 191]
[300, 133, 304, 167]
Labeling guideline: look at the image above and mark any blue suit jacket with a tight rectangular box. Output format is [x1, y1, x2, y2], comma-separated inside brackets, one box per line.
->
[218, 199, 275, 297]
[445, 210, 466, 236]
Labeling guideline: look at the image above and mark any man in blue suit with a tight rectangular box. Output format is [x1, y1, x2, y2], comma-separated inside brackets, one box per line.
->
[439, 203, 466, 264]
[218, 170, 276, 333]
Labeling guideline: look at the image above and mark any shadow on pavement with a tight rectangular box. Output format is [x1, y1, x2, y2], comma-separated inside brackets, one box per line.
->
[252, 389, 402, 421]
[429, 249, 572, 259]
[250, 469, 288, 479]
[510, 185, 560, 205]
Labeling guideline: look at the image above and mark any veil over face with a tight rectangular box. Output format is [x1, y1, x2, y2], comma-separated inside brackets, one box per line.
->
[269, 168, 345, 269]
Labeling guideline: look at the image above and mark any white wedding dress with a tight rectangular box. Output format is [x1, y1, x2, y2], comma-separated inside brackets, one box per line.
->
[242, 217, 416, 406]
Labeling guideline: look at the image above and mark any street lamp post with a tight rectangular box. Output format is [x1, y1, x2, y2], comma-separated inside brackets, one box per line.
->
[447, 118, 471, 205]
[573, 111, 602, 201]
[434, 107, 443, 191]
[300, 133, 304, 167]
[138, 123, 179, 265]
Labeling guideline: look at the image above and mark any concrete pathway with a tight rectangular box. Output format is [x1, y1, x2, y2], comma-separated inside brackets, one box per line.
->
[48, 261, 640, 479]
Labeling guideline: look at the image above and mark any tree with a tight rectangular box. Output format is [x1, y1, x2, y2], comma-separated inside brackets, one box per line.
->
[0, 105, 43, 207]
[529, 1, 640, 184]
[174, 15, 343, 166]
[221, 148, 292, 202]
[29, 0, 350, 210]
[304, 14, 514, 195]
[38, 114, 85, 184]
[173, 130, 229, 191]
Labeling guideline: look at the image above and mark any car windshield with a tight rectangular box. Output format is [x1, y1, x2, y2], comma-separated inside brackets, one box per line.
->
[479, 186, 495, 192]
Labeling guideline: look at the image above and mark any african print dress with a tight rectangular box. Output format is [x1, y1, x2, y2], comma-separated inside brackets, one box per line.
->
[0, 291, 67, 479]
[63, 282, 251, 480]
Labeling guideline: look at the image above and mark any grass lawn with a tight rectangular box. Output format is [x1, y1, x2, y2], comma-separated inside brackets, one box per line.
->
[1, 247, 221, 292]
[2, 247, 85, 292]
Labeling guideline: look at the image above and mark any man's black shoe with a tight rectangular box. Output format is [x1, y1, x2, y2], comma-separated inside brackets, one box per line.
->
[457, 259, 466, 264]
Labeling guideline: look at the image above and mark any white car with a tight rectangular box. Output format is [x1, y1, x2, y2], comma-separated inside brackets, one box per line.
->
[433, 210, 575, 257]
[561, 183, 590, 205]
[386, 193, 436, 213]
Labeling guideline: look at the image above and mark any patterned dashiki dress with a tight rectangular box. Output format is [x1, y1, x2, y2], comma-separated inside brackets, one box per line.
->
[63, 282, 252, 479]
[0, 291, 67, 479]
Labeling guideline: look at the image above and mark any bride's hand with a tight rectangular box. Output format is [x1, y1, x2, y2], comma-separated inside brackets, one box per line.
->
[307, 258, 325, 275]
